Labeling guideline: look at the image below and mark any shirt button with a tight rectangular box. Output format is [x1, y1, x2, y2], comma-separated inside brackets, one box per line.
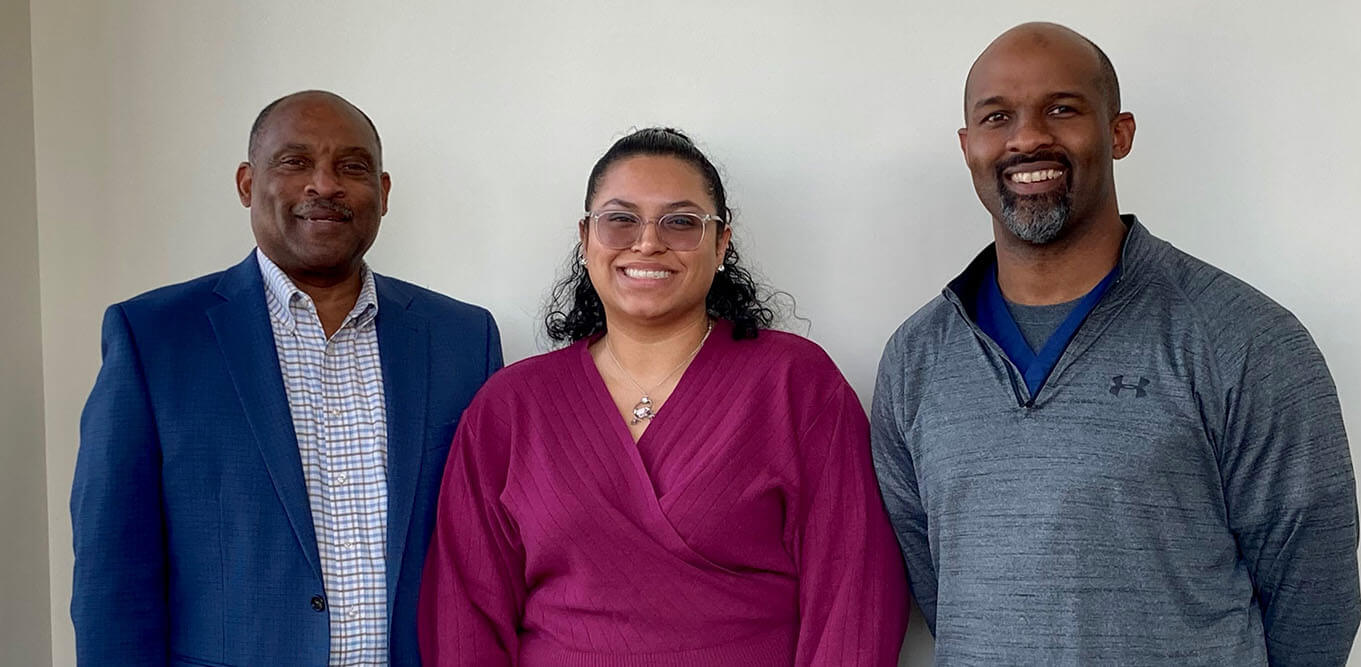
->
[310, 595, 326, 612]
[342, 540, 354, 550]
[335, 473, 347, 485]
[348, 607, 360, 619]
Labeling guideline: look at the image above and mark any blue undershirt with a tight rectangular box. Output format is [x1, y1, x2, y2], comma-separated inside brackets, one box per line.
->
[975, 262, 1119, 398]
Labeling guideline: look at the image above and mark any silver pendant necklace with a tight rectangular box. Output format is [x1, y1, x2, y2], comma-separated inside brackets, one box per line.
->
[605, 320, 713, 425]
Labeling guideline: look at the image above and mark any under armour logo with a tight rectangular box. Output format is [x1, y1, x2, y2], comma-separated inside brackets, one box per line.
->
[1110, 375, 1150, 398]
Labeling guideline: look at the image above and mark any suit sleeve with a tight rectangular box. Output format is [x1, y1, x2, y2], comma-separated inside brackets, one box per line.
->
[418, 394, 525, 666]
[484, 310, 504, 376]
[1219, 316, 1360, 665]
[869, 334, 936, 635]
[793, 383, 910, 667]
[70, 305, 168, 666]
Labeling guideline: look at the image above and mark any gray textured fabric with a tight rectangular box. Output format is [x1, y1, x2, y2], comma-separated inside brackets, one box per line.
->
[871, 216, 1359, 666]
[1004, 298, 1078, 353]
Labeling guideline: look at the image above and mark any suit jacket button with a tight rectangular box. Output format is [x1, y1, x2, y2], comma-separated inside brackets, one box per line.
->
[311, 595, 327, 612]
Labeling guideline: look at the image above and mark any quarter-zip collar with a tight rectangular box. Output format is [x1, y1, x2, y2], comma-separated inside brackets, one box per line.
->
[940, 215, 1153, 407]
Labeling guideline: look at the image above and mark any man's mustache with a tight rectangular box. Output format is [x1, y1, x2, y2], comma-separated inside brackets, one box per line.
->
[292, 199, 354, 221]
[995, 150, 1072, 178]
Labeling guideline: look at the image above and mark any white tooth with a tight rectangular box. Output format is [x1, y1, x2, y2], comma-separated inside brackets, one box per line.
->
[625, 268, 670, 279]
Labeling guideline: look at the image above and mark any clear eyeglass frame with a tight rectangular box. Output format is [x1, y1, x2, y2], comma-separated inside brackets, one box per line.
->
[582, 209, 725, 251]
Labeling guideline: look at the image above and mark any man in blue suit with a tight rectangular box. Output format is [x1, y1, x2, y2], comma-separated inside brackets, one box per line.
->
[71, 90, 503, 665]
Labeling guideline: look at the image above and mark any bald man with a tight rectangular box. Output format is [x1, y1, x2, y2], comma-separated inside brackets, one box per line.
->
[871, 23, 1359, 664]
[71, 90, 503, 665]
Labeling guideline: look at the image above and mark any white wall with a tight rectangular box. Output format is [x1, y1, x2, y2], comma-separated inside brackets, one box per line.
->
[29, 1, 1361, 664]
[0, 0, 51, 664]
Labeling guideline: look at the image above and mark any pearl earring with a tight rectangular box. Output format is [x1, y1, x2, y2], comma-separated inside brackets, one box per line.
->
[716, 264, 726, 273]
[578, 254, 587, 267]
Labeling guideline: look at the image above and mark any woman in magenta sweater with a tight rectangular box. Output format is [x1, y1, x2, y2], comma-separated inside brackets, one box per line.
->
[417, 128, 908, 666]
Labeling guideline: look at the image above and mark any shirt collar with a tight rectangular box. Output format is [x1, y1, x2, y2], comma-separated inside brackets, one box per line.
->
[255, 248, 379, 334]
[945, 214, 1145, 310]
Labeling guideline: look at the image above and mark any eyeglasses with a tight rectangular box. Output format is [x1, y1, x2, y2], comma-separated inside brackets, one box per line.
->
[583, 209, 724, 251]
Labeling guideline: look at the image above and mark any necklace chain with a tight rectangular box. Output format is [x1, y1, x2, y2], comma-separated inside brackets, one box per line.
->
[605, 320, 713, 425]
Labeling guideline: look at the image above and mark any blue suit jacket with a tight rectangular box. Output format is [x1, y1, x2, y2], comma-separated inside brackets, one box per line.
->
[71, 253, 503, 666]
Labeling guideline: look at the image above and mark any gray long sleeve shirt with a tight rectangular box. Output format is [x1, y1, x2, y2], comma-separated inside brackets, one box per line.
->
[871, 217, 1359, 665]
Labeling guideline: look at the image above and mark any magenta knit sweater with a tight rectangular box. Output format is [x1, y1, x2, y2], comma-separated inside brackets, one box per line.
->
[418, 320, 909, 666]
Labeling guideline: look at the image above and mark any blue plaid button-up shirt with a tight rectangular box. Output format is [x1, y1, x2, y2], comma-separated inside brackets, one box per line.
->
[258, 249, 389, 665]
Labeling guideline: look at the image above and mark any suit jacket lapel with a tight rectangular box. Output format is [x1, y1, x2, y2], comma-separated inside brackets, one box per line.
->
[207, 253, 322, 581]
[375, 275, 429, 614]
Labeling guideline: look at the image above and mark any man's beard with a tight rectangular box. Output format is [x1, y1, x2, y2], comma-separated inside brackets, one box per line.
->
[999, 187, 1071, 244]
[994, 150, 1073, 245]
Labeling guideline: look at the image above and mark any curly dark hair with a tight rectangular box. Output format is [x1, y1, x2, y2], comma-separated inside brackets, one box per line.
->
[545, 127, 779, 342]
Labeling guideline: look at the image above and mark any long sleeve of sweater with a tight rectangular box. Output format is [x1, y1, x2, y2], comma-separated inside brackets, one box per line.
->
[792, 383, 910, 666]
[1215, 303, 1359, 665]
[418, 396, 524, 666]
[868, 328, 937, 634]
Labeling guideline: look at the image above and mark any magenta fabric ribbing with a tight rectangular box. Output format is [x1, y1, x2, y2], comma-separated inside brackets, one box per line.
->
[418, 320, 908, 665]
